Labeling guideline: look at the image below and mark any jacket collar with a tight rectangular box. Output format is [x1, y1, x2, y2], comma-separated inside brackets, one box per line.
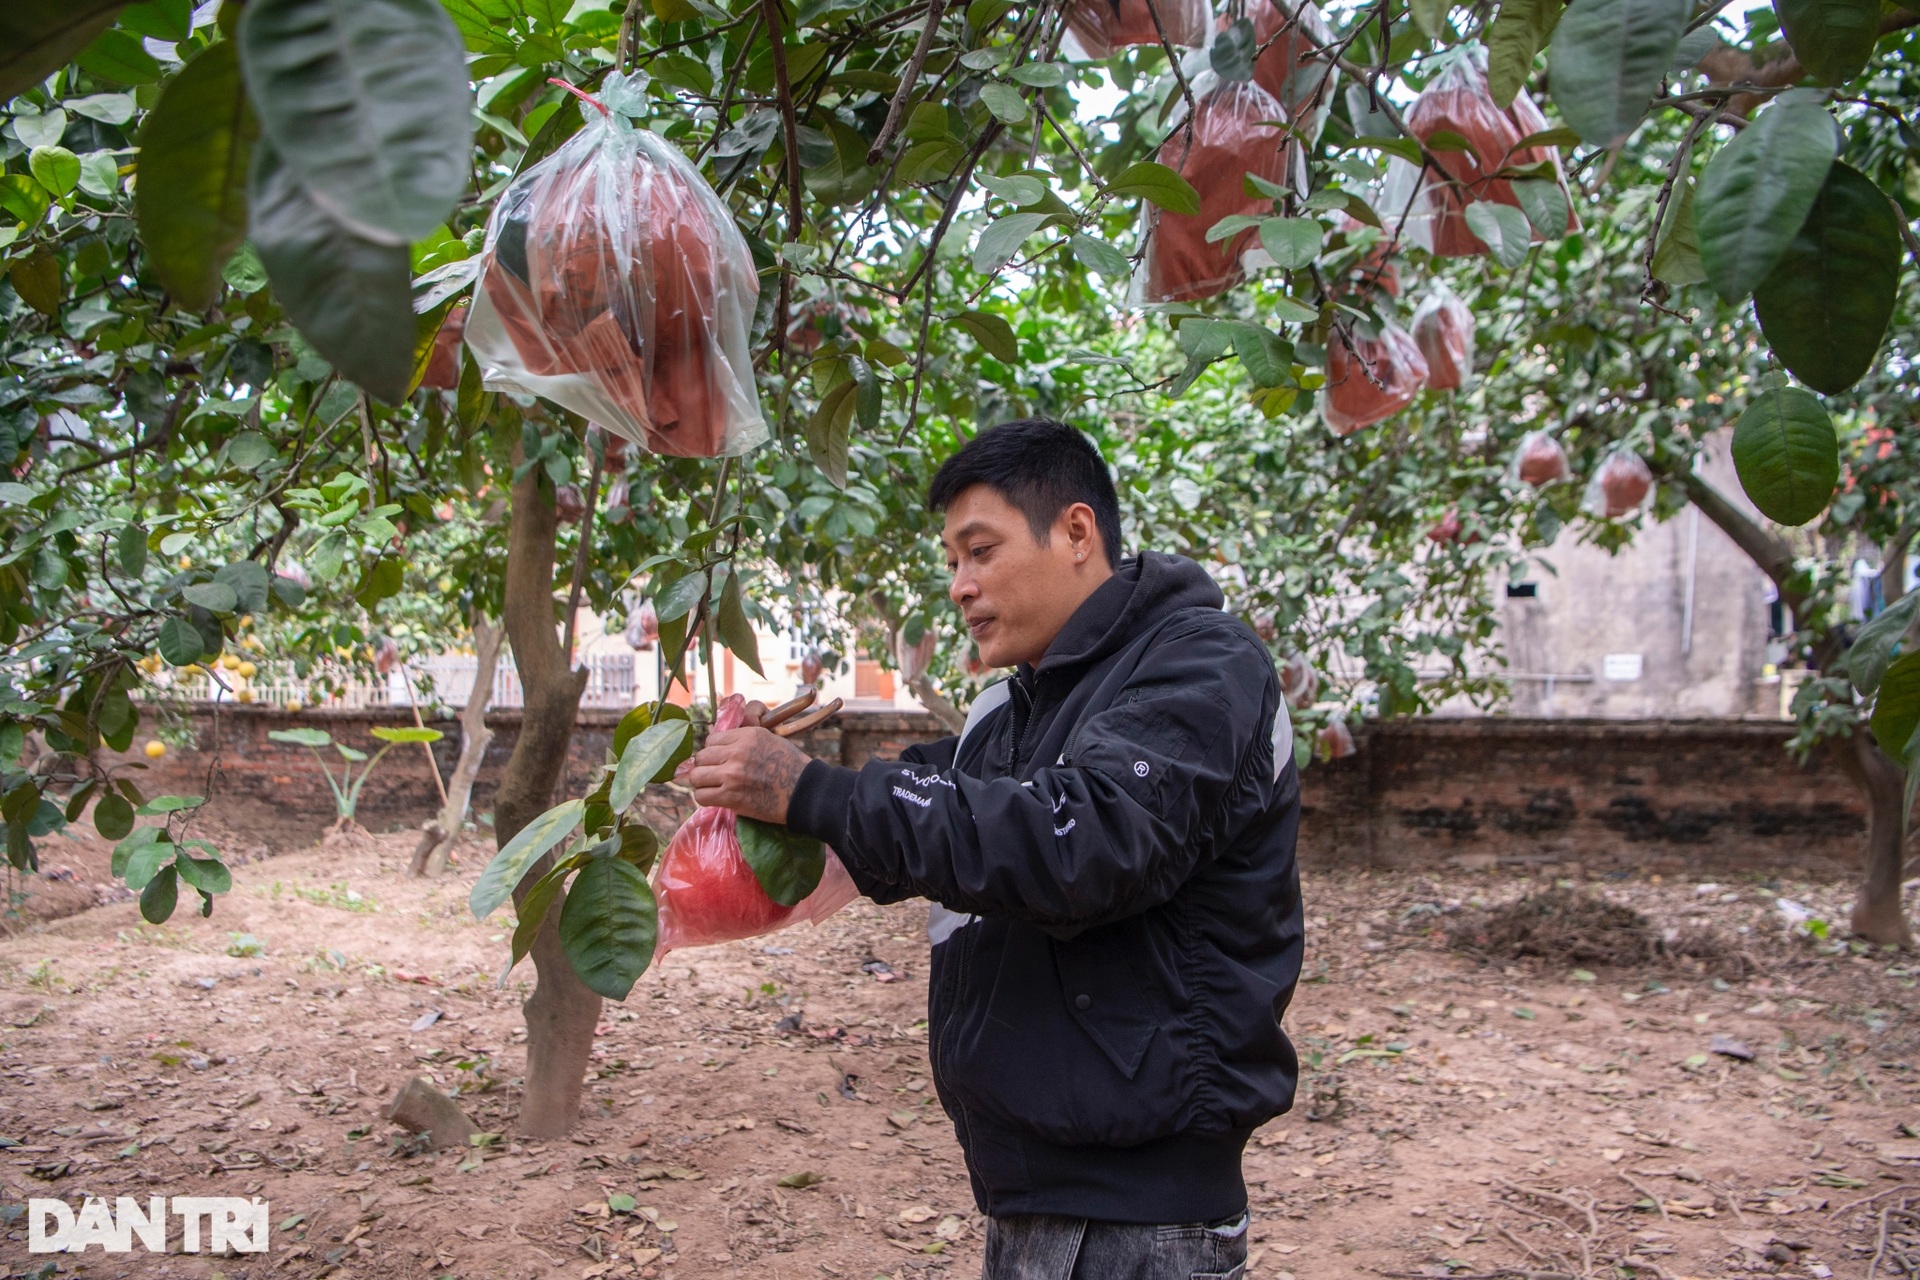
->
[1018, 552, 1225, 683]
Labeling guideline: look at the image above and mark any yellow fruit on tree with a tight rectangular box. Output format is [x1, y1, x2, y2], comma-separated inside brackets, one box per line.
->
[144, 740, 166, 759]
[236, 688, 254, 704]
[182, 663, 205, 676]
[219, 653, 241, 671]
[237, 661, 257, 679]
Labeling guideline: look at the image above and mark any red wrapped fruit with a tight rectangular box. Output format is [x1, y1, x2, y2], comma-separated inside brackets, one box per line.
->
[1321, 320, 1429, 435]
[464, 74, 767, 459]
[1513, 430, 1570, 487]
[419, 304, 468, 390]
[1136, 80, 1291, 304]
[1427, 508, 1462, 544]
[1585, 452, 1653, 518]
[800, 650, 824, 685]
[1380, 45, 1579, 258]
[1066, 0, 1210, 59]
[652, 696, 859, 953]
[1234, 0, 1339, 142]
[1411, 282, 1474, 390]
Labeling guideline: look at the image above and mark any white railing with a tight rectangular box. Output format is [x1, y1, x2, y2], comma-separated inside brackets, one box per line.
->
[139, 652, 639, 713]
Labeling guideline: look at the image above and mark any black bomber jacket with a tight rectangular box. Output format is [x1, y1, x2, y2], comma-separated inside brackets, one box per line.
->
[786, 551, 1304, 1223]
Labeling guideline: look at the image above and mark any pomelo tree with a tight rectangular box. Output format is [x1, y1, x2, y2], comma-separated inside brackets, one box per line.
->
[6, 0, 1919, 1133]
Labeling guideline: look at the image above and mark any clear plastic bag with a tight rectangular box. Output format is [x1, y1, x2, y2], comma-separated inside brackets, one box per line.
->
[1583, 452, 1653, 518]
[465, 74, 768, 458]
[1321, 319, 1429, 435]
[1279, 652, 1318, 708]
[653, 695, 858, 954]
[1377, 45, 1578, 259]
[1512, 429, 1570, 487]
[1066, 0, 1210, 59]
[1237, 0, 1339, 143]
[1411, 281, 1473, 390]
[1135, 78, 1291, 304]
[1317, 719, 1356, 759]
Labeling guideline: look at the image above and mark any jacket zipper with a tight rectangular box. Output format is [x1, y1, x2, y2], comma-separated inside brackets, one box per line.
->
[1009, 674, 1037, 772]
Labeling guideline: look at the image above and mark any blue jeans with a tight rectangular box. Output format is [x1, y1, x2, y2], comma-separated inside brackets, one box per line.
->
[981, 1211, 1249, 1280]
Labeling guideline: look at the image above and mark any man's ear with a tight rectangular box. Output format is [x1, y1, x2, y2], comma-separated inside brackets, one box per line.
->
[1060, 502, 1102, 565]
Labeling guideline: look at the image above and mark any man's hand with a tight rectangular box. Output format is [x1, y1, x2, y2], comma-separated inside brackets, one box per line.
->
[677, 724, 813, 823]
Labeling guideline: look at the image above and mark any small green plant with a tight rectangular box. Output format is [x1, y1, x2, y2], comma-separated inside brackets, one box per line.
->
[266, 726, 443, 827]
[288, 882, 378, 913]
[225, 933, 265, 957]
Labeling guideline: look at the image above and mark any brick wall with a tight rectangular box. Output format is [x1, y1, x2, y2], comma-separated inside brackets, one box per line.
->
[123, 704, 1876, 876]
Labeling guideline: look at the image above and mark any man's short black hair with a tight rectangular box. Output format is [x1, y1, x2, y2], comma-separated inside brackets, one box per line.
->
[927, 419, 1123, 567]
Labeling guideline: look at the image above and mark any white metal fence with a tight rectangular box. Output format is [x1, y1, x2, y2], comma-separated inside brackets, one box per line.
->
[142, 652, 639, 713]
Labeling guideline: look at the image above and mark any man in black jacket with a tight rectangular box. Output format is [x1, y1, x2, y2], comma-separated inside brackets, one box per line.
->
[682, 419, 1304, 1280]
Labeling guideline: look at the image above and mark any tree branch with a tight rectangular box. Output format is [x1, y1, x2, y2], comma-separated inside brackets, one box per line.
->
[866, 0, 949, 164]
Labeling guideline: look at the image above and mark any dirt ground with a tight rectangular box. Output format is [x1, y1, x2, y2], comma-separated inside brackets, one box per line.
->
[2, 822, 1918, 1280]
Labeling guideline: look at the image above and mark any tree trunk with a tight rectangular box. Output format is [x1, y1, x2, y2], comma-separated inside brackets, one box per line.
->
[1829, 729, 1916, 948]
[1672, 465, 1914, 946]
[412, 613, 505, 877]
[907, 672, 966, 734]
[497, 468, 597, 1138]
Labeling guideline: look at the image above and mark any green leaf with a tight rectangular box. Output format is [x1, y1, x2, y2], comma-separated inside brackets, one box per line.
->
[29, 146, 80, 197]
[369, 726, 443, 744]
[0, 0, 131, 102]
[506, 859, 570, 976]
[120, 0, 193, 41]
[1695, 97, 1839, 304]
[136, 795, 202, 814]
[1211, 17, 1257, 82]
[1871, 652, 1920, 765]
[1847, 594, 1920, 696]
[736, 816, 825, 907]
[972, 211, 1050, 274]
[557, 856, 658, 1000]
[1464, 202, 1534, 267]
[716, 570, 765, 677]
[955, 309, 1019, 362]
[157, 616, 205, 666]
[1007, 61, 1066, 87]
[249, 140, 415, 404]
[1772, 0, 1880, 85]
[116, 524, 149, 578]
[9, 251, 62, 316]
[1411, 0, 1450, 39]
[470, 798, 584, 919]
[1511, 178, 1570, 239]
[268, 726, 333, 747]
[1651, 175, 1707, 286]
[978, 81, 1028, 124]
[977, 173, 1047, 206]
[652, 570, 707, 624]
[806, 381, 854, 488]
[613, 702, 691, 760]
[1071, 233, 1131, 279]
[238, 0, 471, 242]
[93, 792, 134, 840]
[136, 41, 259, 311]
[1486, 0, 1562, 107]
[77, 28, 163, 85]
[1258, 217, 1323, 269]
[1752, 162, 1902, 395]
[1104, 161, 1201, 215]
[181, 581, 240, 614]
[214, 560, 272, 614]
[610, 721, 691, 812]
[139, 863, 179, 923]
[175, 854, 232, 895]
[1731, 387, 1839, 527]
[1547, 0, 1691, 146]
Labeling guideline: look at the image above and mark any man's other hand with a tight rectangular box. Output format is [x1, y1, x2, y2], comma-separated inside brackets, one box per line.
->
[677, 725, 812, 823]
